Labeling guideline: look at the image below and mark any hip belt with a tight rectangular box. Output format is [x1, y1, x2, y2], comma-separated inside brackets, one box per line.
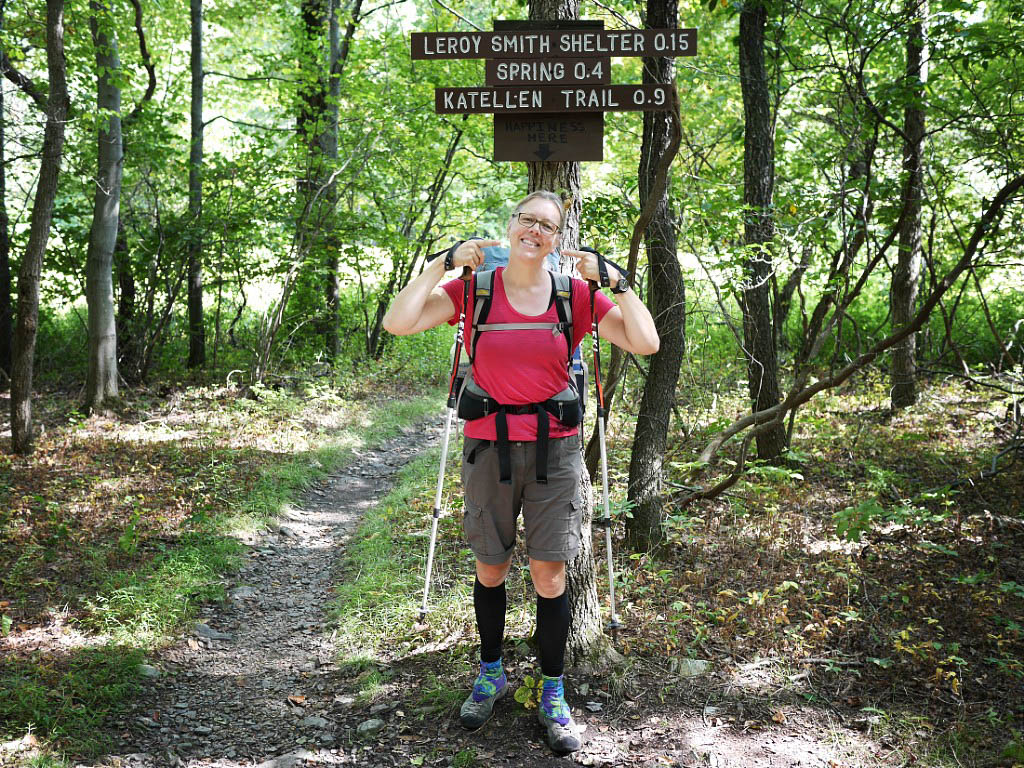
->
[457, 371, 582, 484]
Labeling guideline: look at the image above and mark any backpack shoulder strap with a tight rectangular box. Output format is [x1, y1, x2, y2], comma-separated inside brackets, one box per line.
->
[551, 272, 573, 362]
[470, 269, 495, 362]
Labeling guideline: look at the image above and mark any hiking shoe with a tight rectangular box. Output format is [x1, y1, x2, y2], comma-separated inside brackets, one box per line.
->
[459, 661, 507, 729]
[538, 675, 582, 754]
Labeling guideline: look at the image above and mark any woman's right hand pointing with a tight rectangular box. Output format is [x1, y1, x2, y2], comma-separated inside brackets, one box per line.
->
[453, 239, 501, 271]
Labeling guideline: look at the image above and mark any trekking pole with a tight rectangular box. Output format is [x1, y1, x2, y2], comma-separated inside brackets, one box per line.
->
[418, 264, 472, 625]
[581, 246, 622, 636]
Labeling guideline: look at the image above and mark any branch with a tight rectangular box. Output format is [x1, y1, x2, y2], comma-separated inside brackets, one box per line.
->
[584, 0, 638, 29]
[362, 0, 405, 16]
[1, 50, 48, 110]
[204, 69, 298, 84]
[201, 114, 295, 132]
[625, 88, 682, 278]
[124, 0, 156, 125]
[2, 150, 43, 167]
[430, 0, 481, 31]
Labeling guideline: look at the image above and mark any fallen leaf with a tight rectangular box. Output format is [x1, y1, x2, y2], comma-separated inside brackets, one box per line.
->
[772, 709, 787, 724]
[287, 695, 307, 707]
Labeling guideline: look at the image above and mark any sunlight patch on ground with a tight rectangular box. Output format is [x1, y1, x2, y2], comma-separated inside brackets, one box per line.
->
[2, 611, 112, 657]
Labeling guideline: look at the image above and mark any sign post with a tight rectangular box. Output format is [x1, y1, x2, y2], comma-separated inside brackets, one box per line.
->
[411, 21, 696, 162]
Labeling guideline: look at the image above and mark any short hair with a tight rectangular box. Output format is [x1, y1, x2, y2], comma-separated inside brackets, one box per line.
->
[511, 190, 565, 229]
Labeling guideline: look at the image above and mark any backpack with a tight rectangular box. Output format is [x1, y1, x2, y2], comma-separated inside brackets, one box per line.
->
[454, 265, 587, 485]
[452, 244, 587, 420]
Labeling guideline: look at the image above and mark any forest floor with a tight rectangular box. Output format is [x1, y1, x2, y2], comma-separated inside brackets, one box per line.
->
[1, 372, 1022, 767]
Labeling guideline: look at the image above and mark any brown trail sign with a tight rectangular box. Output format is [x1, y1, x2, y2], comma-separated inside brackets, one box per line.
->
[411, 20, 695, 162]
[410, 29, 697, 60]
[435, 85, 674, 114]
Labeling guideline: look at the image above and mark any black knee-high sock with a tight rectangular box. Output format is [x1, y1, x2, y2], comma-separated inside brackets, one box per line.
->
[474, 578, 506, 663]
[535, 591, 570, 678]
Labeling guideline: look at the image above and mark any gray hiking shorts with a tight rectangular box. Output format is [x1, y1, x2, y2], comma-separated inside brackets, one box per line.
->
[460, 434, 584, 564]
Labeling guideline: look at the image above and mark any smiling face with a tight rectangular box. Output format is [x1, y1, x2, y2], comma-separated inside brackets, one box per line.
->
[507, 196, 563, 263]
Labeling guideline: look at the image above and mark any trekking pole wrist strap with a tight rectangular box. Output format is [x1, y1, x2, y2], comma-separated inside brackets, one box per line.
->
[444, 236, 486, 272]
[579, 246, 629, 290]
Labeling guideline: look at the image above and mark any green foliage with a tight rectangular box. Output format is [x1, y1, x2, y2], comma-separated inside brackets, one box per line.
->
[834, 490, 956, 543]
[0, 646, 143, 757]
[82, 532, 244, 642]
[834, 499, 888, 542]
[513, 674, 542, 710]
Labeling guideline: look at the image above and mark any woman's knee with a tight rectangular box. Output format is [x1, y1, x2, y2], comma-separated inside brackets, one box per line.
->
[476, 559, 511, 587]
[529, 559, 566, 598]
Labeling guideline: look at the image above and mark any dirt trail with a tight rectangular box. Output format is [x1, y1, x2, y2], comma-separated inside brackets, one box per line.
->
[86, 418, 881, 768]
[89, 422, 441, 767]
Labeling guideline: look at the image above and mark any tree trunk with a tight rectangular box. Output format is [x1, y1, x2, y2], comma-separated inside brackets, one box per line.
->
[323, 0, 343, 360]
[187, 0, 205, 369]
[10, 0, 68, 454]
[297, 0, 335, 359]
[625, 0, 685, 551]
[891, 0, 927, 409]
[84, 0, 122, 412]
[738, 0, 786, 460]
[116, 223, 141, 382]
[527, 0, 613, 670]
[0, 1, 11, 389]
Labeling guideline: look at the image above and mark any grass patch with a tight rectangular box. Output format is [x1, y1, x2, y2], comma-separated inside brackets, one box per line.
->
[0, 645, 143, 757]
[329, 446, 476, 660]
[82, 531, 245, 643]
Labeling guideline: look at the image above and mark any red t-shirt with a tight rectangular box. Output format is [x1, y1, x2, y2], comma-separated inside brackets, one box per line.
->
[443, 267, 615, 441]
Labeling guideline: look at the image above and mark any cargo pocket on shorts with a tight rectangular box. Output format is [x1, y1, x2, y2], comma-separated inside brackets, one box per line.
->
[566, 491, 584, 555]
[463, 500, 503, 560]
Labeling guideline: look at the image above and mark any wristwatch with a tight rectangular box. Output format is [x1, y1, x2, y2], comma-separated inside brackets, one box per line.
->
[611, 272, 630, 294]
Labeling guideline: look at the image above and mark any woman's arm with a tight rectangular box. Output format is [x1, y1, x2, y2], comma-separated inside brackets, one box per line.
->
[382, 239, 500, 336]
[567, 250, 660, 355]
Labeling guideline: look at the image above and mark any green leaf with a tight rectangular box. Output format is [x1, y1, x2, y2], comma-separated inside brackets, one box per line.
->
[1, 615, 11, 636]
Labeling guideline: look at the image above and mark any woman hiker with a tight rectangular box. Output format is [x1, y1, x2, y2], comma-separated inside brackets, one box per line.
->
[382, 191, 659, 753]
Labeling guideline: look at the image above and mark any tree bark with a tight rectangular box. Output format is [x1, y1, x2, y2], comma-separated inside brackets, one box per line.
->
[625, 0, 685, 551]
[298, 0, 338, 360]
[10, 0, 68, 454]
[323, 0, 343, 360]
[116, 223, 141, 382]
[0, 0, 11, 388]
[891, 0, 927, 409]
[84, 0, 123, 411]
[187, 0, 205, 369]
[738, 0, 786, 460]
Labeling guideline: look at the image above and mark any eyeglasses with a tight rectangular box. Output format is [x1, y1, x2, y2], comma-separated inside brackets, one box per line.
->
[513, 212, 561, 236]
